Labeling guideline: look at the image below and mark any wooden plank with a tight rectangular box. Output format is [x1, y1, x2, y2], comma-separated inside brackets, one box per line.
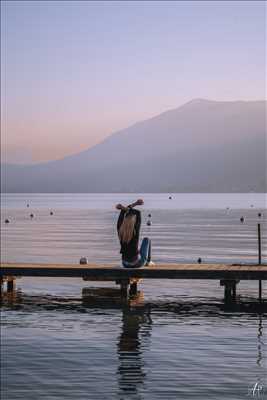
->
[1, 263, 267, 280]
[1, 262, 267, 269]
[1, 262, 267, 270]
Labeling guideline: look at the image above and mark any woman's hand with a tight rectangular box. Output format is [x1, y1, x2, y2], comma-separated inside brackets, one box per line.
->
[136, 199, 144, 206]
[116, 203, 129, 211]
[128, 199, 144, 208]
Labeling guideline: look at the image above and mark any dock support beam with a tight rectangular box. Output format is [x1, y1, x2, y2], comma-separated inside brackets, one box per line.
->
[0, 276, 16, 296]
[259, 280, 262, 303]
[0, 277, 3, 297]
[129, 282, 138, 296]
[7, 276, 16, 292]
[120, 280, 129, 298]
[231, 280, 238, 303]
[117, 279, 139, 298]
[220, 280, 239, 304]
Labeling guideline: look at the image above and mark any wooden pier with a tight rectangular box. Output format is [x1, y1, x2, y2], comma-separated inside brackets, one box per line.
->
[1, 262, 266, 303]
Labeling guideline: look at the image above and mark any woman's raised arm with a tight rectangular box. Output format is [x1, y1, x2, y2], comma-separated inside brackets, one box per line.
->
[115, 199, 144, 211]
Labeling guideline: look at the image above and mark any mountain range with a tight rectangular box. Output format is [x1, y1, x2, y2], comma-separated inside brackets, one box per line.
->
[1, 99, 266, 193]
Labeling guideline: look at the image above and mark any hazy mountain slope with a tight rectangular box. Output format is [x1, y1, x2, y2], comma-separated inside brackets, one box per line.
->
[1, 99, 266, 193]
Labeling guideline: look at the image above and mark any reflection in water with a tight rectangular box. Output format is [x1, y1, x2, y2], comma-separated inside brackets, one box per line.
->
[1, 286, 267, 400]
[2, 287, 267, 316]
[82, 287, 153, 398]
[256, 314, 264, 367]
[82, 288, 153, 398]
[0, 290, 20, 306]
[254, 314, 265, 397]
[117, 297, 152, 399]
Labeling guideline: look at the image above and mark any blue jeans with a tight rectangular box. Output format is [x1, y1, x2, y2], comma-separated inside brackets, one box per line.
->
[122, 238, 151, 268]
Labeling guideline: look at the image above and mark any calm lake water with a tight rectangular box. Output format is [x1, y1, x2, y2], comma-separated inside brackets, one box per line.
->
[1, 193, 267, 400]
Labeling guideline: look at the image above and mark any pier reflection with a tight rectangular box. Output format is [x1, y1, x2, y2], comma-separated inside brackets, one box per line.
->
[0, 289, 20, 306]
[116, 295, 152, 399]
[1, 284, 266, 400]
[256, 314, 264, 367]
[1, 285, 267, 316]
[82, 287, 153, 398]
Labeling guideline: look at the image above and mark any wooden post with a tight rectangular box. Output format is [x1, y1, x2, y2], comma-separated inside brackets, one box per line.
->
[129, 282, 138, 296]
[220, 280, 238, 304]
[7, 276, 15, 292]
[120, 280, 129, 298]
[232, 281, 236, 302]
[0, 277, 3, 296]
[259, 280, 262, 303]
[258, 223, 262, 265]
[258, 223, 262, 303]
[224, 282, 232, 303]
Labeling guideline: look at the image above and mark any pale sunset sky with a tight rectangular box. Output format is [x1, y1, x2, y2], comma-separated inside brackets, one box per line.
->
[1, 0, 266, 164]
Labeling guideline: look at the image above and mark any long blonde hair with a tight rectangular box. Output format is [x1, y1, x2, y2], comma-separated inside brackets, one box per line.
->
[119, 214, 136, 244]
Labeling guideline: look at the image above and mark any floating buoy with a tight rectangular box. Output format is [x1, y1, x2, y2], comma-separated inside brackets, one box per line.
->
[240, 216, 244, 223]
[80, 257, 88, 265]
[197, 257, 202, 264]
[5, 219, 10, 224]
[146, 220, 151, 226]
[50, 211, 54, 215]
[30, 214, 34, 218]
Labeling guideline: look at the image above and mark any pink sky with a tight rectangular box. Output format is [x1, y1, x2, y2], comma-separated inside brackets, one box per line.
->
[1, 1, 265, 164]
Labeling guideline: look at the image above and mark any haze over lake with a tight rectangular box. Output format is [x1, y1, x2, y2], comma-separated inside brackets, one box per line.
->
[2, 100, 266, 193]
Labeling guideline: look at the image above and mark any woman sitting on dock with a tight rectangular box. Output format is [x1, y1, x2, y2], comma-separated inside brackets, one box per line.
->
[116, 199, 153, 268]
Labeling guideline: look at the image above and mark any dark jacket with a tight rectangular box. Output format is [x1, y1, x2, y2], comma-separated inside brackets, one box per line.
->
[117, 209, 141, 262]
